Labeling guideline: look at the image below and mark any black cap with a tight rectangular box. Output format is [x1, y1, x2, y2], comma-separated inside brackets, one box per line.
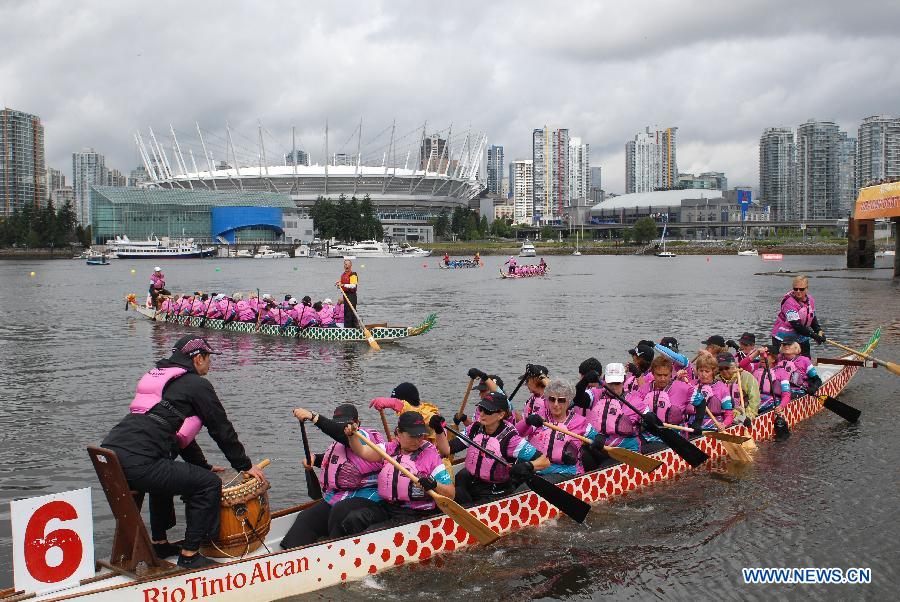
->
[637, 339, 655, 348]
[716, 352, 736, 367]
[779, 333, 799, 344]
[397, 411, 428, 436]
[628, 344, 655, 363]
[170, 335, 221, 359]
[477, 391, 510, 413]
[659, 337, 679, 352]
[476, 375, 504, 392]
[332, 404, 359, 426]
[391, 382, 420, 404]
[738, 332, 756, 345]
[702, 335, 726, 347]
[579, 357, 603, 377]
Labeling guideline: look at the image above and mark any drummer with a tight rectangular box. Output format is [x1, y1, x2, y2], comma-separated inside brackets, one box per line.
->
[100, 335, 266, 569]
[281, 404, 387, 549]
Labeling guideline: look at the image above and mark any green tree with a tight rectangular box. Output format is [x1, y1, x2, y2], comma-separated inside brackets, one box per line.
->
[431, 210, 450, 239]
[632, 217, 658, 244]
[539, 225, 555, 240]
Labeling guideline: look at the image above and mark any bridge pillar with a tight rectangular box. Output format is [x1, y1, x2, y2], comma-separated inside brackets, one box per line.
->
[894, 217, 899, 279]
[847, 218, 875, 269]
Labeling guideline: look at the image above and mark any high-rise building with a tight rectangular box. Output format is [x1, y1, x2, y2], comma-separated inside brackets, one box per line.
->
[420, 134, 449, 172]
[508, 163, 515, 200]
[532, 126, 569, 222]
[838, 133, 857, 217]
[567, 137, 590, 206]
[512, 159, 533, 224]
[759, 127, 796, 220]
[107, 168, 126, 187]
[72, 148, 107, 225]
[52, 186, 75, 208]
[1, 107, 46, 217]
[590, 166, 602, 191]
[625, 126, 678, 193]
[47, 167, 66, 192]
[486, 145, 504, 196]
[677, 171, 728, 190]
[128, 165, 150, 187]
[796, 119, 841, 220]
[856, 115, 900, 188]
[284, 149, 310, 167]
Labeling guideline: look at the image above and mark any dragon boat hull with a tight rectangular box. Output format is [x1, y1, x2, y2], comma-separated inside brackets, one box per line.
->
[127, 300, 436, 343]
[499, 267, 548, 279]
[20, 331, 880, 601]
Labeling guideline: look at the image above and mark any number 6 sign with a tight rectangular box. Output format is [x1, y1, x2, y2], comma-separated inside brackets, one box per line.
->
[10, 488, 94, 595]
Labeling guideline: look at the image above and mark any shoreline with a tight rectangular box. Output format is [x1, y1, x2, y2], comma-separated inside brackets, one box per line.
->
[421, 243, 849, 256]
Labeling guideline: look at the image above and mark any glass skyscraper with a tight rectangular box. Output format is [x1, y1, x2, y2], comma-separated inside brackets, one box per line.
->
[1, 107, 46, 217]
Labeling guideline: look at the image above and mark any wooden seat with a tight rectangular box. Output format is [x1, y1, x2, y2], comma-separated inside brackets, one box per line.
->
[86, 446, 179, 579]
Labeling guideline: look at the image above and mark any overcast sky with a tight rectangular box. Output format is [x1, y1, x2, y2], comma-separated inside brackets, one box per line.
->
[2, 0, 898, 194]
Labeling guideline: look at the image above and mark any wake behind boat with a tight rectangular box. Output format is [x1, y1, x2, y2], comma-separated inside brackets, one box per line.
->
[13, 330, 880, 602]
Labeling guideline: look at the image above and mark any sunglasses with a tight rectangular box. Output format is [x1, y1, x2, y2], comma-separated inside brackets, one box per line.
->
[548, 396, 568, 404]
[793, 287, 807, 291]
[399, 431, 427, 438]
[477, 406, 501, 415]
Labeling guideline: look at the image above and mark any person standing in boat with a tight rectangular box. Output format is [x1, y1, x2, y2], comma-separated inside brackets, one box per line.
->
[100, 335, 267, 569]
[149, 267, 170, 308]
[443, 252, 450, 266]
[505, 255, 517, 274]
[336, 259, 359, 328]
[281, 404, 387, 549]
[771, 275, 826, 358]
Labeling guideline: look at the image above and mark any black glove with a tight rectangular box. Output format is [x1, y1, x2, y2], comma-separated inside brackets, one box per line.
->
[525, 413, 544, 428]
[641, 411, 664, 435]
[743, 417, 752, 429]
[811, 332, 826, 344]
[468, 367, 487, 380]
[807, 375, 822, 394]
[560, 449, 577, 466]
[578, 370, 600, 388]
[419, 476, 438, 492]
[510, 460, 535, 480]
[428, 415, 446, 435]
[726, 339, 739, 350]
[588, 435, 609, 461]
[453, 413, 467, 427]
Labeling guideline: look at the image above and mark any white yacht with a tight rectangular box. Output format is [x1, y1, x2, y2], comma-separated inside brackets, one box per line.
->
[519, 240, 537, 257]
[392, 242, 431, 257]
[105, 235, 215, 259]
[253, 245, 289, 259]
[737, 249, 759, 256]
[327, 240, 394, 258]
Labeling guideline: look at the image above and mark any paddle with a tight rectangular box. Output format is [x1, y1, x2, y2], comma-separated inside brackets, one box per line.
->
[199, 295, 215, 328]
[704, 408, 753, 463]
[662, 423, 751, 444]
[824, 338, 899, 376]
[731, 372, 758, 452]
[455, 378, 476, 422]
[255, 289, 263, 332]
[298, 420, 323, 500]
[541, 422, 663, 474]
[337, 285, 380, 351]
[804, 388, 861, 423]
[355, 431, 499, 545]
[378, 409, 393, 441]
[444, 425, 591, 523]
[601, 384, 709, 467]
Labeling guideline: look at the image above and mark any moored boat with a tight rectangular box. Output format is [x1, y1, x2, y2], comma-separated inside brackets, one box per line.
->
[519, 240, 537, 257]
[737, 249, 759, 256]
[127, 297, 437, 343]
[106, 235, 215, 259]
[86, 255, 110, 265]
[391, 242, 431, 257]
[14, 330, 880, 601]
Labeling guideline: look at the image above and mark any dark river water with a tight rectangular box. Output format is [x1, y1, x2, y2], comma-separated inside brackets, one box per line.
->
[1, 253, 897, 599]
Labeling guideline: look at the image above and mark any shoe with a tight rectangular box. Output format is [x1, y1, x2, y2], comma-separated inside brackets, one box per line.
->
[177, 552, 218, 569]
[152, 541, 181, 558]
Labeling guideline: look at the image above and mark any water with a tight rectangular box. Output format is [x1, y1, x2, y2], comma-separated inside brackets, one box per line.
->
[0, 254, 897, 599]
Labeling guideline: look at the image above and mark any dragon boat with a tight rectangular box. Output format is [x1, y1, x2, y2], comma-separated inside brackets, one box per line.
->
[126, 296, 437, 343]
[439, 260, 483, 269]
[499, 266, 548, 279]
[5, 330, 880, 602]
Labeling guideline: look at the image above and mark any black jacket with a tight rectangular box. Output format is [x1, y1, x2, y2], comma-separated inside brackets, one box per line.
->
[102, 355, 252, 471]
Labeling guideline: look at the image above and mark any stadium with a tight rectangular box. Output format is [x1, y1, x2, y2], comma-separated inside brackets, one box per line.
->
[134, 121, 486, 242]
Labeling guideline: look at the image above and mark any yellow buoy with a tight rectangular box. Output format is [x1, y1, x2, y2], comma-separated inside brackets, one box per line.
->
[360, 264, 365, 269]
[131, 269, 136, 274]
[29, 271, 36, 277]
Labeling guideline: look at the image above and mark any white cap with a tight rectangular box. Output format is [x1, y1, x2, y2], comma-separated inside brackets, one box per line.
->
[154, 266, 162, 272]
[288, 297, 298, 305]
[323, 298, 333, 304]
[605, 363, 626, 383]
[214, 293, 225, 300]
[262, 293, 272, 300]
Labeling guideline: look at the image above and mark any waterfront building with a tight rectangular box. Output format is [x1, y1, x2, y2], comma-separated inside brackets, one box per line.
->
[512, 159, 534, 224]
[796, 119, 841, 220]
[107, 168, 126, 187]
[532, 126, 569, 222]
[284, 149, 310, 167]
[494, 202, 515, 221]
[128, 165, 150, 187]
[1, 107, 46, 217]
[508, 163, 515, 200]
[838, 133, 857, 217]
[759, 127, 796, 221]
[625, 126, 678, 193]
[486, 144, 504, 196]
[678, 171, 727, 190]
[73, 148, 108, 225]
[856, 115, 900, 188]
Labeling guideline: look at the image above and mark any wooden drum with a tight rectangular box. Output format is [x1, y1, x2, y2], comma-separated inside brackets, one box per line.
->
[201, 472, 271, 558]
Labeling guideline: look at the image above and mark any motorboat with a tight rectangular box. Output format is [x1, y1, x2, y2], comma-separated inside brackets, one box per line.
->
[737, 249, 759, 256]
[327, 240, 394, 258]
[105, 235, 215, 259]
[235, 249, 253, 258]
[254, 246, 289, 259]
[519, 240, 537, 257]
[294, 244, 312, 257]
[86, 255, 110, 265]
[392, 242, 431, 257]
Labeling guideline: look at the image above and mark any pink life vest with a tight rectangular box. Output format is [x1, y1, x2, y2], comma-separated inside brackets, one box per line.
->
[754, 364, 791, 406]
[523, 394, 547, 420]
[693, 382, 731, 421]
[377, 440, 440, 510]
[771, 292, 816, 339]
[235, 300, 254, 322]
[776, 355, 808, 388]
[150, 272, 165, 290]
[129, 367, 203, 448]
[464, 422, 518, 483]
[319, 429, 384, 497]
[191, 299, 207, 317]
[318, 304, 335, 325]
[588, 392, 638, 437]
[642, 388, 677, 425]
[526, 412, 588, 469]
[297, 305, 318, 328]
[334, 303, 345, 323]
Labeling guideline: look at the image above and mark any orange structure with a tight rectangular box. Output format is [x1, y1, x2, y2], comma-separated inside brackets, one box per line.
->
[848, 181, 900, 277]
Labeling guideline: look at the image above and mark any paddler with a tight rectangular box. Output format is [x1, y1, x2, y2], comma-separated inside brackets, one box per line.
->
[732, 332, 759, 369]
[518, 379, 605, 483]
[572, 362, 642, 451]
[369, 382, 451, 457]
[443, 252, 450, 265]
[474, 251, 481, 264]
[716, 352, 760, 426]
[625, 342, 655, 394]
[686, 353, 734, 430]
[771, 275, 826, 358]
[636, 355, 694, 445]
[776, 334, 823, 395]
[521, 363, 550, 419]
[449, 392, 550, 504]
[505, 255, 517, 274]
[281, 404, 387, 549]
[752, 344, 792, 414]
[100, 336, 267, 569]
[342, 412, 454, 528]
[149, 266, 170, 308]
[454, 369, 507, 427]
[336, 259, 359, 328]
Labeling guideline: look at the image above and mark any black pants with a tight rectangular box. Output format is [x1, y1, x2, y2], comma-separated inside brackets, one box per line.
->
[453, 468, 513, 505]
[772, 336, 812, 358]
[344, 291, 358, 328]
[114, 451, 222, 552]
[150, 287, 171, 307]
[280, 497, 388, 549]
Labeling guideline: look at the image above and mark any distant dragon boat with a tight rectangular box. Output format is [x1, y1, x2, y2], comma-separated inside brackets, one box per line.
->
[126, 296, 436, 343]
[499, 266, 548, 279]
[10, 330, 880, 602]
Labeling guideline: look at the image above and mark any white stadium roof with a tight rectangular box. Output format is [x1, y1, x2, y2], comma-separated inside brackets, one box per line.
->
[591, 188, 723, 211]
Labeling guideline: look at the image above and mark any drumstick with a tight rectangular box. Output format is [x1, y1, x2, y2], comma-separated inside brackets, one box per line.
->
[255, 458, 271, 470]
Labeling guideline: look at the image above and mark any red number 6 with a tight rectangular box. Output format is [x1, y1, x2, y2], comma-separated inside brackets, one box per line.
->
[23, 501, 83, 583]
